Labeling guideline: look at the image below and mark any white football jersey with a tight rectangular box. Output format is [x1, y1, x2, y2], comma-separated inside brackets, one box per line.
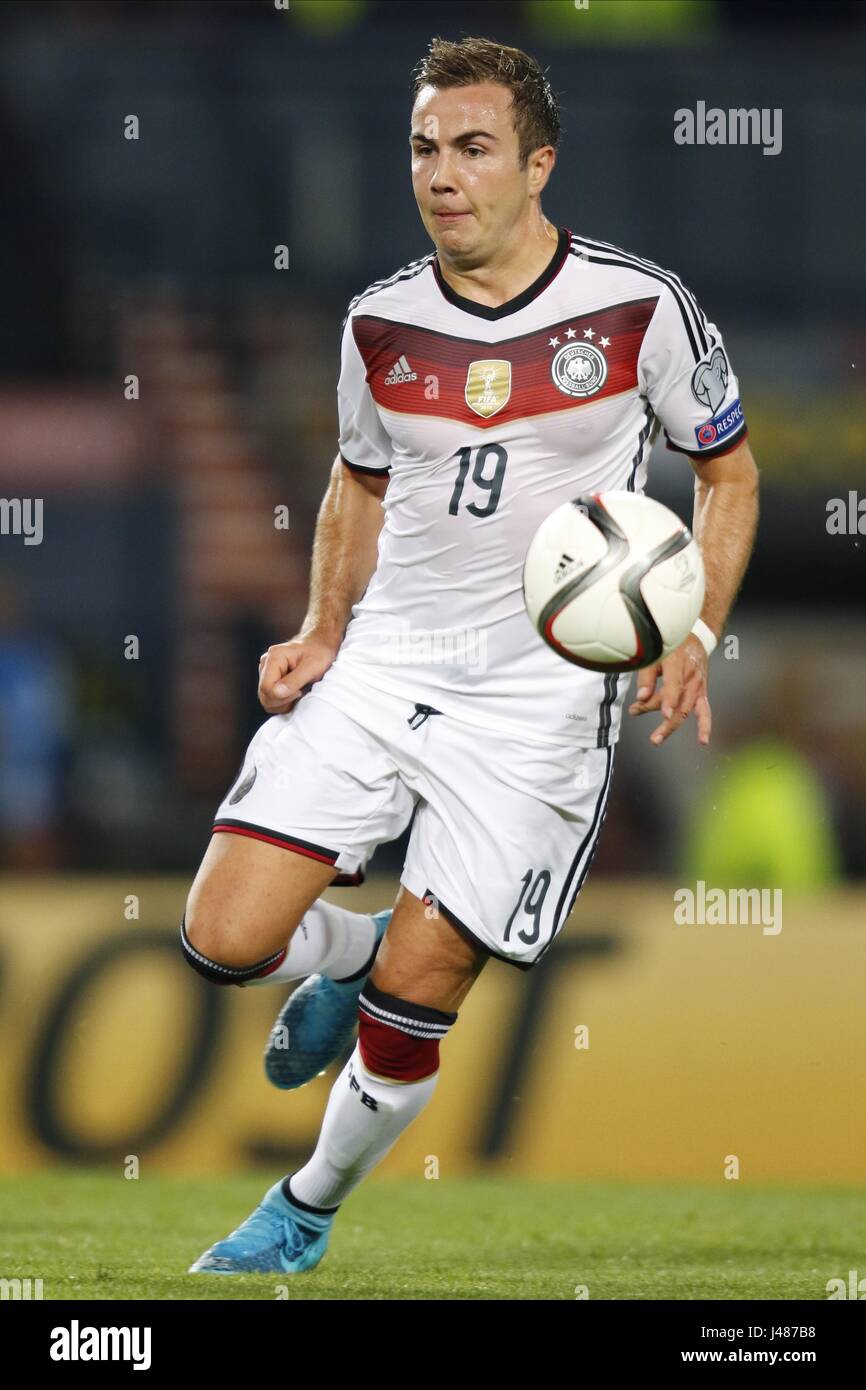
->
[331, 226, 747, 748]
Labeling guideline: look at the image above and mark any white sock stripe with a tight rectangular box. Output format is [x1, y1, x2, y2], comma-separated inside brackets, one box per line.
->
[358, 1013, 449, 1040]
[357, 994, 450, 1027]
[358, 998, 451, 1038]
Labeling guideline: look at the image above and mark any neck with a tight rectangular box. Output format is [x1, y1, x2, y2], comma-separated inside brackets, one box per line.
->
[436, 216, 560, 310]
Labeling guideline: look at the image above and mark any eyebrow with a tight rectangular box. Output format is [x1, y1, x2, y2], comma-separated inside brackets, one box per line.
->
[410, 129, 498, 146]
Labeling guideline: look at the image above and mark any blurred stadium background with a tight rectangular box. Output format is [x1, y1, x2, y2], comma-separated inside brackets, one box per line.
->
[0, 0, 864, 1206]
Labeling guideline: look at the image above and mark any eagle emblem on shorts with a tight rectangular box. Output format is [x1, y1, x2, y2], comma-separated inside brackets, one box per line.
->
[465, 359, 511, 418]
[228, 765, 257, 804]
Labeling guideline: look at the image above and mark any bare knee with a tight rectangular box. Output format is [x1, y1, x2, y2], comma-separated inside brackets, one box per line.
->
[183, 893, 283, 971]
[182, 867, 300, 983]
[181, 893, 295, 985]
[180, 831, 334, 979]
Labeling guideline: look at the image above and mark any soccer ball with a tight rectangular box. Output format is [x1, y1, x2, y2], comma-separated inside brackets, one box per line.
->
[522, 491, 705, 673]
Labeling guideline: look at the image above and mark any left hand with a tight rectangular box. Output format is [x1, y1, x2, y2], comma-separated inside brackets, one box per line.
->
[627, 633, 711, 746]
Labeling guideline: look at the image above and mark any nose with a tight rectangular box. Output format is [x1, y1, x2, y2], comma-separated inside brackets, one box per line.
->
[428, 152, 458, 194]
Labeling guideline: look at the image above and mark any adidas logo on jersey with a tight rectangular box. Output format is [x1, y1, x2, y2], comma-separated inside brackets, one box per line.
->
[384, 354, 418, 385]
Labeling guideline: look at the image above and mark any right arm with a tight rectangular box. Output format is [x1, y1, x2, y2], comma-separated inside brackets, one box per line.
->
[258, 454, 388, 713]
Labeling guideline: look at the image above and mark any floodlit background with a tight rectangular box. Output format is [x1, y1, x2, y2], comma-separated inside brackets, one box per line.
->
[0, 0, 863, 1184]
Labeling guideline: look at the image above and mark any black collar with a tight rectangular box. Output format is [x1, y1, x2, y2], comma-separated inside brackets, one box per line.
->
[432, 225, 570, 321]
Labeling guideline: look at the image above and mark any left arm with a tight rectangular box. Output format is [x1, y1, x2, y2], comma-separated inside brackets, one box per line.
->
[628, 437, 760, 745]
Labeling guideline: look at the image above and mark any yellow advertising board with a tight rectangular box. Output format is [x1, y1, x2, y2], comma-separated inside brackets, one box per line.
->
[0, 877, 863, 1181]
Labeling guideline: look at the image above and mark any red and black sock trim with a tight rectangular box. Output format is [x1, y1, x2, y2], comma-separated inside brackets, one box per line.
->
[358, 982, 457, 1082]
[359, 979, 456, 1037]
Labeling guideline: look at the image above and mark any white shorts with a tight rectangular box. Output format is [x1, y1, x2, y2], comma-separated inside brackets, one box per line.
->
[213, 663, 616, 969]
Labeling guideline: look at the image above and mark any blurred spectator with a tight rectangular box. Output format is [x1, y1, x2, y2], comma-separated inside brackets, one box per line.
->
[0, 573, 71, 867]
[683, 738, 842, 891]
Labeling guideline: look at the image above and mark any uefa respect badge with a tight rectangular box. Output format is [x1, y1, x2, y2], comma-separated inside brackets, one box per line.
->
[694, 396, 745, 449]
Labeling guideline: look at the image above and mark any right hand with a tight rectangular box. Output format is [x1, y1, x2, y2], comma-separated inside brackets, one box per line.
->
[257, 634, 338, 714]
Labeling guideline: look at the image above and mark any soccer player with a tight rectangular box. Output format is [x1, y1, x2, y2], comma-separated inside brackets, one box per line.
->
[185, 36, 759, 1274]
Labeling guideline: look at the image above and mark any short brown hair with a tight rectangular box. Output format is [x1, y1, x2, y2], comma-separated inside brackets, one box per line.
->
[411, 36, 561, 169]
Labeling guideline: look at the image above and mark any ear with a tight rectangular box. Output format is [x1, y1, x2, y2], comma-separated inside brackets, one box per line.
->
[528, 144, 556, 197]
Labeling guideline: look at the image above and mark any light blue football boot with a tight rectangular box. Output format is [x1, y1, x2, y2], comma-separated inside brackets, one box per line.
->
[264, 908, 391, 1090]
[188, 1180, 334, 1275]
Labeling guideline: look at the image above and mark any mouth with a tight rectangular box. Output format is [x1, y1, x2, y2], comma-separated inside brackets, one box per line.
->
[433, 210, 470, 223]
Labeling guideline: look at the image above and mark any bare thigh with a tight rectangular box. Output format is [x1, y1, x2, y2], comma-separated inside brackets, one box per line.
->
[370, 885, 488, 1013]
[185, 833, 337, 966]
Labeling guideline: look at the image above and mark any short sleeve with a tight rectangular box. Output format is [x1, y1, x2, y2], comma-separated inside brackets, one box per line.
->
[337, 313, 393, 475]
[638, 284, 748, 460]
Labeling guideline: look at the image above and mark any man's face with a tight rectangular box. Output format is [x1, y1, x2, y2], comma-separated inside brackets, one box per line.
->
[410, 82, 542, 268]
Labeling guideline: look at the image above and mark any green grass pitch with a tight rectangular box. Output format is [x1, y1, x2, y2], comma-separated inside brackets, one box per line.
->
[1, 1171, 862, 1300]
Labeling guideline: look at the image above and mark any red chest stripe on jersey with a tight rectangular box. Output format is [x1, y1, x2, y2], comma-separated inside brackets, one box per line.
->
[352, 297, 659, 427]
